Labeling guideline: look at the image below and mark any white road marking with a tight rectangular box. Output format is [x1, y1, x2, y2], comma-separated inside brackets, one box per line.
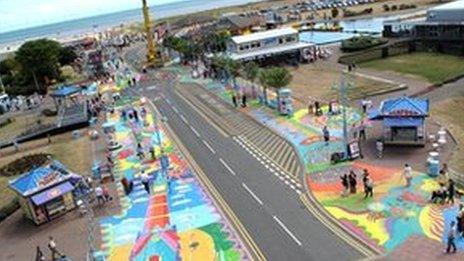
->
[242, 183, 263, 206]
[273, 216, 302, 246]
[203, 140, 216, 154]
[166, 98, 172, 104]
[180, 114, 188, 124]
[219, 158, 236, 176]
[190, 126, 200, 137]
[147, 85, 158, 90]
[172, 106, 179, 114]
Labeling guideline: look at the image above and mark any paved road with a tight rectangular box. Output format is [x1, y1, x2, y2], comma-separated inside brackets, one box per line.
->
[137, 79, 363, 261]
[176, 83, 303, 185]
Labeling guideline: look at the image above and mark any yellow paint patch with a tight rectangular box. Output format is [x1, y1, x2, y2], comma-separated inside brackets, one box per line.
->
[326, 206, 389, 245]
[420, 179, 440, 193]
[179, 229, 216, 261]
[107, 243, 133, 261]
[419, 205, 443, 242]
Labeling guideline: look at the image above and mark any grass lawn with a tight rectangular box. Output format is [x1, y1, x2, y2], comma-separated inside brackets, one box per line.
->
[360, 52, 464, 85]
[0, 112, 56, 142]
[432, 97, 464, 175]
[288, 64, 399, 105]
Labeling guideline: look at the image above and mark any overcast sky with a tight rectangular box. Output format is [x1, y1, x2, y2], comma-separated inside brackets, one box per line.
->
[0, 0, 181, 33]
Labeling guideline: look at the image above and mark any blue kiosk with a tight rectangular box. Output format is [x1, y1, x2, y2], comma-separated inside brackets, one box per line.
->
[369, 96, 429, 146]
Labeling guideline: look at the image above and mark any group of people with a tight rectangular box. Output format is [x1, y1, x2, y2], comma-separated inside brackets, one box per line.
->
[94, 185, 112, 204]
[430, 164, 458, 205]
[340, 169, 374, 198]
[35, 236, 68, 261]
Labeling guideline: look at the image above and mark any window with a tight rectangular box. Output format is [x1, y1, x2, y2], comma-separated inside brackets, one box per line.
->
[286, 36, 296, 42]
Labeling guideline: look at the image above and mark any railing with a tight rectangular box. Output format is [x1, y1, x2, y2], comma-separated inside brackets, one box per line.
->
[449, 168, 464, 187]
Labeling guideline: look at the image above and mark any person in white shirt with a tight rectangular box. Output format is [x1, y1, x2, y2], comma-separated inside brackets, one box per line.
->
[404, 164, 413, 188]
[95, 186, 105, 204]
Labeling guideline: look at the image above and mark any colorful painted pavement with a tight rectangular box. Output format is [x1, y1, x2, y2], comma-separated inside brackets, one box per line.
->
[170, 65, 464, 254]
[96, 100, 248, 261]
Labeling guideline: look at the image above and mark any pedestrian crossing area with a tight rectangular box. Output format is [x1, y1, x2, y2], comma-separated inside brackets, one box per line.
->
[225, 113, 302, 180]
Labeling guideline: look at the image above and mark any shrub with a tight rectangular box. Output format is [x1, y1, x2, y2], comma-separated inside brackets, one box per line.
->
[341, 36, 388, 52]
[383, 4, 390, 12]
[0, 153, 51, 177]
[42, 108, 58, 117]
[0, 198, 19, 222]
[0, 118, 14, 128]
[391, 5, 398, 11]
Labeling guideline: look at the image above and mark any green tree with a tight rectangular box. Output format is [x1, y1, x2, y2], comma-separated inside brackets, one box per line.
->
[224, 58, 241, 89]
[242, 62, 260, 98]
[58, 46, 77, 65]
[15, 39, 62, 94]
[262, 67, 292, 105]
[258, 69, 269, 104]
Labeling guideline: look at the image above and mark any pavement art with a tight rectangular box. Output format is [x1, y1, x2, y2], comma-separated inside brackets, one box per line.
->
[96, 100, 248, 261]
[172, 65, 464, 254]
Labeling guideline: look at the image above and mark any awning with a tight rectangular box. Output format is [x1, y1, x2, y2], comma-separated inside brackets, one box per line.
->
[383, 117, 423, 127]
[31, 182, 74, 205]
[368, 109, 382, 120]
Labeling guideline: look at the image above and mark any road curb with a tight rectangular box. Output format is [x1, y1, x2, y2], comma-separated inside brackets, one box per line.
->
[190, 71, 383, 258]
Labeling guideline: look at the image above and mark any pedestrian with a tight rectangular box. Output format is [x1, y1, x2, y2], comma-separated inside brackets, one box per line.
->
[362, 169, 373, 198]
[349, 171, 357, 194]
[232, 95, 237, 107]
[95, 186, 105, 204]
[149, 146, 156, 160]
[48, 236, 63, 260]
[137, 143, 144, 159]
[323, 126, 330, 145]
[340, 173, 349, 197]
[361, 98, 368, 114]
[141, 171, 150, 194]
[403, 164, 413, 188]
[103, 186, 112, 202]
[359, 121, 366, 140]
[315, 101, 321, 116]
[134, 109, 139, 122]
[456, 203, 464, 237]
[242, 94, 247, 107]
[447, 179, 455, 204]
[445, 221, 457, 253]
[376, 139, 383, 158]
[36, 246, 45, 261]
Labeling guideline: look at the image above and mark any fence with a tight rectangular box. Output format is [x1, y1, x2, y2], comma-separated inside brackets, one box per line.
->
[338, 40, 414, 65]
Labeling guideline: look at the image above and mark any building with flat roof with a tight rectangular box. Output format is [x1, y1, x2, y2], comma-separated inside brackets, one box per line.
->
[227, 27, 315, 62]
[384, 0, 464, 46]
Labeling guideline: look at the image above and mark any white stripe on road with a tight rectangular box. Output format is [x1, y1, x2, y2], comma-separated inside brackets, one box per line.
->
[172, 106, 179, 114]
[180, 114, 188, 124]
[203, 140, 216, 154]
[190, 126, 200, 137]
[273, 216, 302, 246]
[166, 98, 172, 105]
[242, 183, 263, 206]
[147, 85, 157, 90]
[219, 158, 236, 176]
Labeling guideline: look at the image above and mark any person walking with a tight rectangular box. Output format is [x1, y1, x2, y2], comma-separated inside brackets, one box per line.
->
[232, 95, 237, 107]
[242, 94, 247, 107]
[445, 221, 457, 253]
[323, 126, 330, 145]
[349, 171, 357, 194]
[340, 173, 349, 197]
[95, 186, 105, 204]
[141, 171, 150, 194]
[48, 236, 63, 260]
[362, 169, 373, 198]
[447, 179, 455, 204]
[404, 164, 413, 188]
[456, 203, 464, 238]
[137, 143, 144, 160]
[35, 246, 45, 261]
[359, 121, 366, 141]
[376, 139, 383, 158]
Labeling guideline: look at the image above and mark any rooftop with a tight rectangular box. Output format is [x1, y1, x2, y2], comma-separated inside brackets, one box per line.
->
[430, 0, 464, 11]
[9, 160, 75, 197]
[229, 41, 314, 61]
[232, 27, 298, 44]
[370, 96, 429, 120]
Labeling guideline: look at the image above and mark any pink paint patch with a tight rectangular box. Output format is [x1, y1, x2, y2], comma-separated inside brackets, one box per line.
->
[401, 191, 428, 206]
[118, 149, 134, 159]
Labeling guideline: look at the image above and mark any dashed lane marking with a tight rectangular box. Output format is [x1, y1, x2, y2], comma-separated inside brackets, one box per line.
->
[219, 158, 236, 176]
[242, 183, 264, 206]
[273, 216, 302, 246]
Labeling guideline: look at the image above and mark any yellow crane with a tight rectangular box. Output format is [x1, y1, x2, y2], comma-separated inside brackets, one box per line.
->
[142, 0, 159, 67]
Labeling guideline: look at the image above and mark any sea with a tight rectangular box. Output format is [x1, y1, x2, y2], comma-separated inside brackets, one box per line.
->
[0, 0, 263, 52]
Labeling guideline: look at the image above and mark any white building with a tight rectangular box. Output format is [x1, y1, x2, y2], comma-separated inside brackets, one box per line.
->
[226, 27, 315, 62]
[426, 0, 464, 22]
